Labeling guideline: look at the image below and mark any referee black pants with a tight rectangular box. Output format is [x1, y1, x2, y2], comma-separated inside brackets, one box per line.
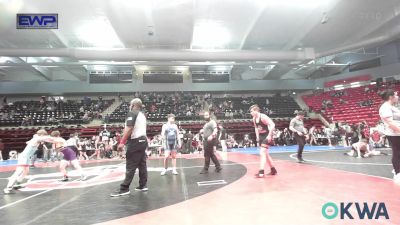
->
[203, 140, 221, 170]
[120, 137, 148, 191]
[293, 133, 306, 159]
[387, 136, 400, 174]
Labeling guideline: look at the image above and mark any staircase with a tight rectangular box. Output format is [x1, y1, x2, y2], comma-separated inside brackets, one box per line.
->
[87, 99, 122, 126]
[294, 94, 329, 126]
[293, 94, 309, 111]
[101, 99, 121, 117]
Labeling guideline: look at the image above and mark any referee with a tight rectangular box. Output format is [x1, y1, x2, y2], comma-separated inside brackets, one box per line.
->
[289, 111, 308, 163]
[199, 111, 222, 174]
[110, 98, 148, 197]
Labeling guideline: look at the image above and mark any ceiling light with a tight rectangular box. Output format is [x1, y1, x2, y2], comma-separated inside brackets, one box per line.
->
[1, 0, 23, 13]
[75, 17, 124, 48]
[0, 57, 12, 63]
[264, 0, 328, 9]
[92, 65, 108, 71]
[191, 21, 230, 49]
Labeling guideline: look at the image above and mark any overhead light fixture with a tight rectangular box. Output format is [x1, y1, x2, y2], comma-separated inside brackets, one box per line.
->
[92, 65, 108, 71]
[0, 57, 12, 63]
[136, 65, 149, 70]
[264, 0, 328, 9]
[41, 57, 61, 63]
[212, 66, 231, 71]
[75, 17, 124, 48]
[191, 20, 230, 49]
[1, 0, 23, 13]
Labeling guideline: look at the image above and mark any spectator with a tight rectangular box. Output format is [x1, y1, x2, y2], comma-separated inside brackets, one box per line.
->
[0, 139, 4, 161]
[370, 129, 384, 148]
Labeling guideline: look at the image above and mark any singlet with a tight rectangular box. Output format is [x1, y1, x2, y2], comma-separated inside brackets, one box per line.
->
[254, 113, 269, 134]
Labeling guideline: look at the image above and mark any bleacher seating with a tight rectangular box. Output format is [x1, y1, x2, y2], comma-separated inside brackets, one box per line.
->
[0, 99, 114, 127]
[302, 82, 400, 126]
[0, 93, 324, 156]
[109, 94, 301, 122]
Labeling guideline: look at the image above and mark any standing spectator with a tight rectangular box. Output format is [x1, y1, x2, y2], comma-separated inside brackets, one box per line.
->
[282, 128, 292, 146]
[0, 139, 4, 161]
[218, 124, 228, 152]
[324, 125, 333, 146]
[308, 126, 318, 145]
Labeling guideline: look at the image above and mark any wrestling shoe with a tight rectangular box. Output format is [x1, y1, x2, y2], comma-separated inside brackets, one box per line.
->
[60, 176, 69, 182]
[255, 170, 265, 178]
[267, 167, 277, 175]
[199, 169, 208, 174]
[110, 189, 130, 197]
[297, 158, 306, 163]
[3, 188, 14, 194]
[13, 182, 26, 189]
[134, 186, 148, 192]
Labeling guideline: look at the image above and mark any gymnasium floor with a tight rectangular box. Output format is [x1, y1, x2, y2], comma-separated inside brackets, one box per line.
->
[0, 146, 399, 225]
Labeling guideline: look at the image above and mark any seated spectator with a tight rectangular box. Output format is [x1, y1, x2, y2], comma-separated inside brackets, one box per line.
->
[370, 129, 384, 148]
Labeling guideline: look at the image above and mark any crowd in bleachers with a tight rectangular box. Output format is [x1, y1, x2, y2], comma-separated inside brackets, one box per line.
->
[303, 80, 400, 126]
[0, 92, 337, 161]
[0, 96, 114, 127]
[108, 92, 300, 123]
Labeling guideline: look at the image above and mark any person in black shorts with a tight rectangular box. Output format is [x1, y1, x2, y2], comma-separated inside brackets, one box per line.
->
[250, 104, 277, 178]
